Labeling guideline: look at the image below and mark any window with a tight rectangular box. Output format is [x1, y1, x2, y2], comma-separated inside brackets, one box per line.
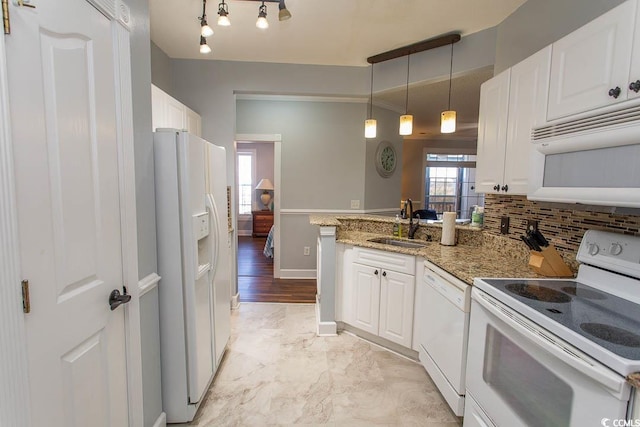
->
[237, 150, 256, 215]
[424, 154, 483, 219]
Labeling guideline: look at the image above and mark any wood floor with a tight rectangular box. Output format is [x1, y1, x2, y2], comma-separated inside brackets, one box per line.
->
[237, 236, 317, 303]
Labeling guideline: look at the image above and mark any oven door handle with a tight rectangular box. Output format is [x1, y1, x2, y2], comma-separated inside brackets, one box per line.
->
[474, 290, 625, 395]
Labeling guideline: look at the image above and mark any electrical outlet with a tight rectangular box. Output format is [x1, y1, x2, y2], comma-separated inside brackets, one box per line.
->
[350, 200, 360, 209]
[527, 220, 538, 234]
[501, 216, 510, 234]
[303, 246, 310, 256]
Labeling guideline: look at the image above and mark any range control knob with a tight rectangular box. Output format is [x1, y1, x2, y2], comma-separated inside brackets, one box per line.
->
[609, 242, 623, 256]
[588, 243, 600, 256]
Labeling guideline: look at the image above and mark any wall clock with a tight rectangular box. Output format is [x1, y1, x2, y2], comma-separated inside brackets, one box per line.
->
[375, 141, 396, 178]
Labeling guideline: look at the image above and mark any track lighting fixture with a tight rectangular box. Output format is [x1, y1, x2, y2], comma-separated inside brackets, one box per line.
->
[441, 41, 457, 134]
[217, 0, 230, 26]
[256, 1, 269, 29]
[278, 0, 291, 21]
[199, 0, 214, 38]
[399, 54, 413, 136]
[365, 64, 377, 139]
[199, 36, 211, 54]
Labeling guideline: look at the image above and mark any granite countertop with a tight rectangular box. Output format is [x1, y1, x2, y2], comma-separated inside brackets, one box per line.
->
[336, 230, 544, 285]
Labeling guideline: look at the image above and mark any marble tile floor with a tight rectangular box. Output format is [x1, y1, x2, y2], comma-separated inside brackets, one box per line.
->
[184, 303, 462, 427]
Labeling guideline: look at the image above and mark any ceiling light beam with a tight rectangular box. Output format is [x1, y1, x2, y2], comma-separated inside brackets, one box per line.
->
[367, 33, 460, 64]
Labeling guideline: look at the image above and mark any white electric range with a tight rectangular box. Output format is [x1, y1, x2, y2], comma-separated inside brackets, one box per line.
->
[465, 230, 640, 427]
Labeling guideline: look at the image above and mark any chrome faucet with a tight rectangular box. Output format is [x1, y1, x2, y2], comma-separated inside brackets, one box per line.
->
[405, 198, 420, 239]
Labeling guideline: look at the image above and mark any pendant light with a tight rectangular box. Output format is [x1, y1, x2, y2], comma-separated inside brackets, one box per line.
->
[199, 0, 214, 37]
[256, 1, 269, 29]
[365, 64, 377, 139]
[399, 54, 413, 136]
[217, 0, 230, 26]
[278, 0, 292, 21]
[441, 41, 457, 134]
[199, 36, 212, 54]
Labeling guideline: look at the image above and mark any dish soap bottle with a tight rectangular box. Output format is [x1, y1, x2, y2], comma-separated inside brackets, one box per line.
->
[394, 214, 401, 237]
[471, 206, 484, 228]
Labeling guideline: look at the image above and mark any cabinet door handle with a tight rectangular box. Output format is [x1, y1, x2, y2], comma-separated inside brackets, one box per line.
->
[493, 184, 500, 191]
[630, 80, 640, 93]
[608, 86, 622, 99]
[374, 269, 378, 275]
[382, 271, 387, 277]
[501, 184, 509, 192]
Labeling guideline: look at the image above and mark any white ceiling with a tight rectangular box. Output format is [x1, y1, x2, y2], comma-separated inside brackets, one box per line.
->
[149, 0, 525, 137]
[149, 0, 525, 66]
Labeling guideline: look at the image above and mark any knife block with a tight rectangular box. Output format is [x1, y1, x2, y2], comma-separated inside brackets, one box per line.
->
[528, 245, 574, 277]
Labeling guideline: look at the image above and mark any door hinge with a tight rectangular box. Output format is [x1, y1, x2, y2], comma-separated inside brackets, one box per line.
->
[21, 280, 30, 313]
[2, 0, 10, 35]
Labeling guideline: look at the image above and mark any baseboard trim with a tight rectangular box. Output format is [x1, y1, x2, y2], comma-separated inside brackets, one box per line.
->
[279, 269, 316, 279]
[237, 230, 252, 237]
[230, 293, 240, 310]
[315, 299, 337, 336]
[152, 412, 166, 427]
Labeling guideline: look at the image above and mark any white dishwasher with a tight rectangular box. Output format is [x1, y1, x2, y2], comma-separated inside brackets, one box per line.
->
[416, 261, 471, 416]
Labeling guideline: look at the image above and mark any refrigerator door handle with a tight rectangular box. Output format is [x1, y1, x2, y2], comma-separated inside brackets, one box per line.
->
[206, 193, 220, 283]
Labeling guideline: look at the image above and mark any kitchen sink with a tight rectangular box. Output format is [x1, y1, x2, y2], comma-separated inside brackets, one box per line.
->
[367, 237, 428, 249]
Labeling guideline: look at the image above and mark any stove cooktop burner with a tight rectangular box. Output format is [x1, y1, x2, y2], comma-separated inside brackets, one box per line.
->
[505, 283, 572, 303]
[580, 323, 640, 348]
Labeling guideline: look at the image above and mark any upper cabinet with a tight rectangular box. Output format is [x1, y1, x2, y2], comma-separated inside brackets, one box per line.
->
[476, 46, 551, 195]
[151, 84, 202, 137]
[547, 0, 637, 121]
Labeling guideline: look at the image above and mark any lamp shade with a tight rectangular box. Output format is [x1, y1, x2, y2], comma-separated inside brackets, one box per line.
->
[399, 114, 413, 136]
[255, 178, 274, 191]
[441, 110, 456, 133]
[364, 119, 377, 139]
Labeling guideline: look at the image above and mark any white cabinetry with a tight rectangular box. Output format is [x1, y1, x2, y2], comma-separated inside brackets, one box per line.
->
[547, 0, 637, 121]
[476, 46, 551, 195]
[348, 247, 415, 348]
[151, 84, 202, 137]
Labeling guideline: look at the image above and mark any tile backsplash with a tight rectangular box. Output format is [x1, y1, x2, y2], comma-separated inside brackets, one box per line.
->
[484, 195, 640, 268]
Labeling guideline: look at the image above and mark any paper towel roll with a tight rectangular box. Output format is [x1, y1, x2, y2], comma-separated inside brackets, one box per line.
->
[441, 212, 456, 246]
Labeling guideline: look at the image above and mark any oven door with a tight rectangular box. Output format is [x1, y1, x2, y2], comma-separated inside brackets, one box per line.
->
[466, 288, 631, 427]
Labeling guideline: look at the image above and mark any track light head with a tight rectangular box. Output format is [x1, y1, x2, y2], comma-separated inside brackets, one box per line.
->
[256, 2, 268, 29]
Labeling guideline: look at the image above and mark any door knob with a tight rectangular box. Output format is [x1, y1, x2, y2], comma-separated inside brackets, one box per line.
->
[630, 80, 640, 93]
[374, 270, 378, 275]
[608, 86, 622, 98]
[501, 185, 509, 192]
[109, 288, 131, 311]
[382, 271, 387, 277]
[493, 184, 500, 191]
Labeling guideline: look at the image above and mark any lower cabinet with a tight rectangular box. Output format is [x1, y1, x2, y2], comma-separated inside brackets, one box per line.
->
[347, 247, 416, 348]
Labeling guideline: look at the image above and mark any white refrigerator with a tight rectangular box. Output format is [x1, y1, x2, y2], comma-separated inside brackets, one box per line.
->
[153, 129, 231, 423]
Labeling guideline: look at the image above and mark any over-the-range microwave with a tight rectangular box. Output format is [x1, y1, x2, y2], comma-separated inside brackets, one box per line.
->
[529, 103, 640, 208]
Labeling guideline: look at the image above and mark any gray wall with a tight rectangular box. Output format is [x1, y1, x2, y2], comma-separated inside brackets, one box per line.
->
[236, 99, 370, 270]
[364, 106, 403, 211]
[130, 0, 162, 425]
[150, 40, 173, 95]
[494, 0, 625, 73]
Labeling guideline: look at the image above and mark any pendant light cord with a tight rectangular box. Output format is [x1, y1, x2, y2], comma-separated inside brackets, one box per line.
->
[404, 54, 410, 114]
[447, 41, 453, 110]
[369, 64, 374, 119]
[201, 0, 207, 21]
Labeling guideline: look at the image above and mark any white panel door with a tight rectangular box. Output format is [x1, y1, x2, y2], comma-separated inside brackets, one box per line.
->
[475, 69, 510, 193]
[6, 0, 129, 425]
[547, 0, 636, 120]
[378, 270, 414, 347]
[351, 263, 380, 335]
[503, 46, 552, 195]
